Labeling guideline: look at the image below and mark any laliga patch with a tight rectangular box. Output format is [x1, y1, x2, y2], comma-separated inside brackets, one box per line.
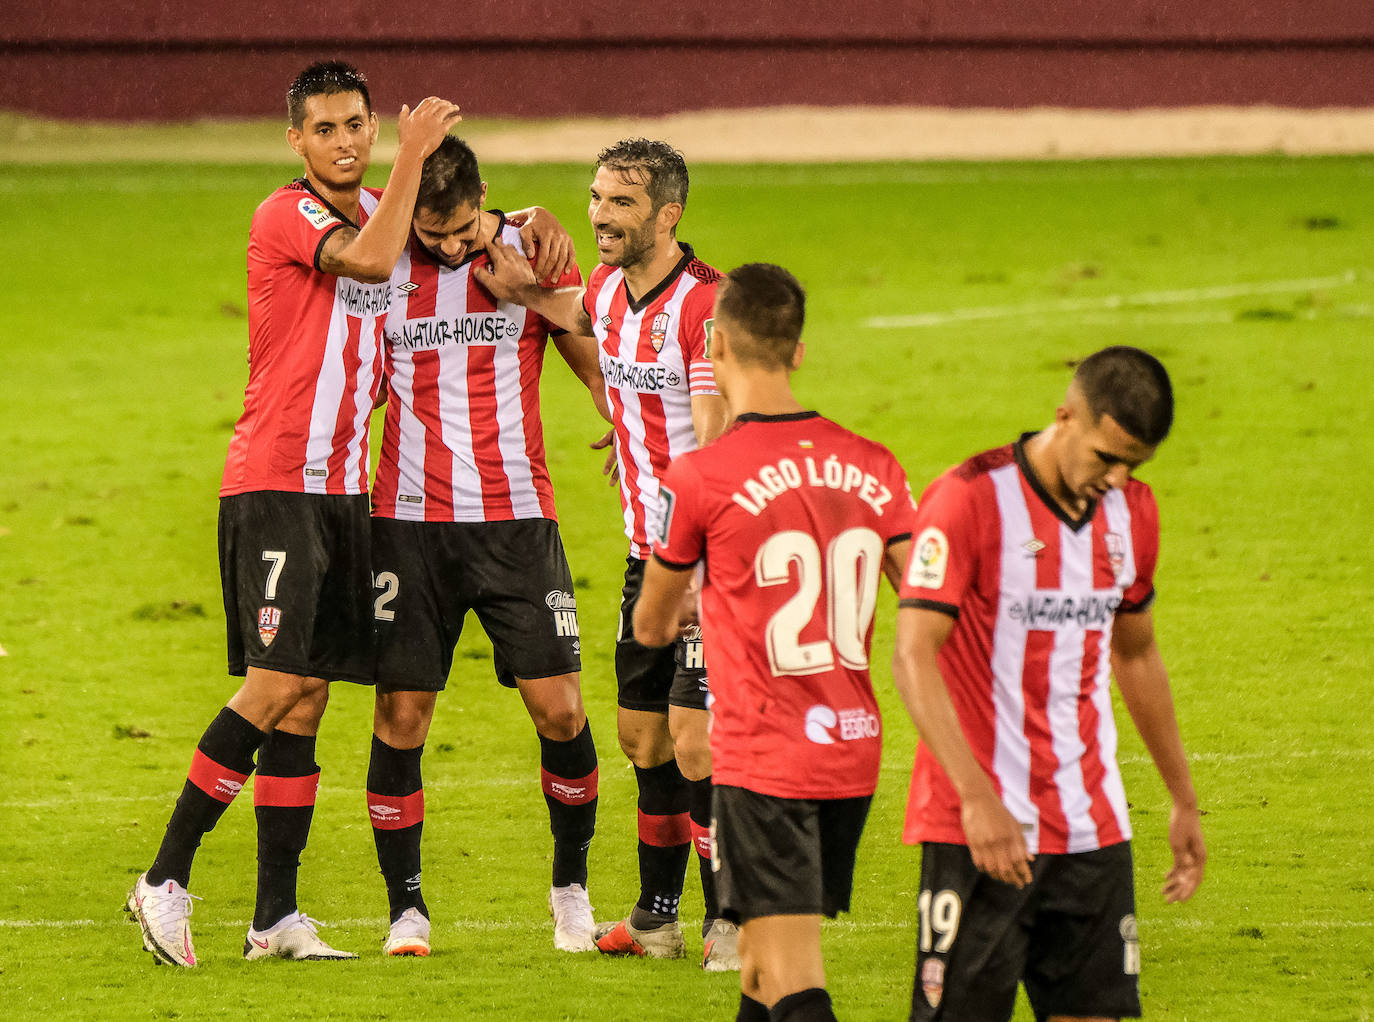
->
[296, 196, 340, 230]
[650, 312, 670, 353]
[1105, 531, 1126, 578]
[921, 958, 945, 1008]
[907, 527, 949, 590]
[702, 317, 715, 358]
[257, 606, 281, 646]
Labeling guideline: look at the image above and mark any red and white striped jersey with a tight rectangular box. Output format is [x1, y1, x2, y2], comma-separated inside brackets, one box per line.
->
[222, 181, 387, 497]
[654, 412, 918, 800]
[584, 244, 720, 558]
[899, 436, 1160, 854]
[372, 216, 581, 522]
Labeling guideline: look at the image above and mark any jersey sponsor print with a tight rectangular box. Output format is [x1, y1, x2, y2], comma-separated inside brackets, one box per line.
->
[373, 216, 582, 523]
[899, 437, 1160, 854]
[223, 182, 388, 497]
[585, 245, 720, 558]
[653, 412, 917, 800]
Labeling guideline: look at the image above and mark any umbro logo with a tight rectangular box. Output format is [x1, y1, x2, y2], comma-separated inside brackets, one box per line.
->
[370, 804, 401, 820]
[216, 778, 244, 796]
[396, 281, 420, 294]
[1022, 538, 1046, 557]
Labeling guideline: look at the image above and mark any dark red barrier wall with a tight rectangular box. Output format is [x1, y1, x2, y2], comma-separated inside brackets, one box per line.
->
[4, 1, 1373, 120]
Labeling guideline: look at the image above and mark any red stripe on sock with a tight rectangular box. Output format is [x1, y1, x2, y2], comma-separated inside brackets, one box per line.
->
[541, 766, 599, 805]
[367, 789, 424, 830]
[187, 749, 251, 804]
[253, 771, 320, 808]
[690, 819, 711, 860]
[638, 808, 691, 848]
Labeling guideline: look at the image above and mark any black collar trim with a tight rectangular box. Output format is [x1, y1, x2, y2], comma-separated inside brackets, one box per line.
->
[1013, 431, 1096, 532]
[734, 411, 821, 424]
[624, 243, 695, 314]
[297, 178, 360, 230]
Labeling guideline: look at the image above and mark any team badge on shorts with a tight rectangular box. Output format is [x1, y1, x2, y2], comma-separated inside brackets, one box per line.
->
[650, 313, 670, 352]
[921, 957, 945, 1008]
[258, 606, 281, 646]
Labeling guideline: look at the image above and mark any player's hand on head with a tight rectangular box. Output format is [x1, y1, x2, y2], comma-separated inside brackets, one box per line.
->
[508, 206, 577, 283]
[590, 429, 619, 485]
[476, 237, 539, 301]
[962, 794, 1033, 889]
[1162, 803, 1206, 903]
[397, 97, 462, 157]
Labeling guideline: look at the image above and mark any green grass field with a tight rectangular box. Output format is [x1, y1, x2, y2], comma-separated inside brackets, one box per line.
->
[2, 153, 1372, 1020]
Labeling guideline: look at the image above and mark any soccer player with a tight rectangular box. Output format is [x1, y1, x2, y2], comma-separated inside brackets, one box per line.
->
[479, 139, 736, 967]
[365, 135, 606, 957]
[892, 346, 1207, 1021]
[634, 263, 918, 1022]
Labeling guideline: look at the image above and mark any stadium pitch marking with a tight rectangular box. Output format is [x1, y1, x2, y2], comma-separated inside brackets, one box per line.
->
[864, 271, 1360, 329]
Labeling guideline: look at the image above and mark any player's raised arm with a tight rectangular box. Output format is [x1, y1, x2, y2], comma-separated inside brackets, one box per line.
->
[478, 237, 594, 335]
[892, 607, 1033, 888]
[317, 97, 462, 282]
[1110, 608, 1206, 903]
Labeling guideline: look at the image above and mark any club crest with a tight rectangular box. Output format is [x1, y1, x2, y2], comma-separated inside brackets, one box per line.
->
[258, 606, 281, 646]
[650, 313, 670, 353]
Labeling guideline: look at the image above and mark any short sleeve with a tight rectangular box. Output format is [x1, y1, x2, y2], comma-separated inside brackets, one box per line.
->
[1119, 482, 1160, 613]
[680, 286, 719, 398]
[251, 189, 348, 272]
[652, 456, 707, 571]
[897, 470, 982, 618]
[881, 450, 919, 545]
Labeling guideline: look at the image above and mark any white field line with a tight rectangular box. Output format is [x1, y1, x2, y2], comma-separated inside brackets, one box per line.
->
[4, 916, 1371, 932]
[864, 270, 1360, 329]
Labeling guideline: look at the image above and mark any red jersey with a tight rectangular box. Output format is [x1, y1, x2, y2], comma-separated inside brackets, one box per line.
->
[584, 244, 720, 559]
[222, 181, 388, 497]
[899, 436, 1160, 854]
[653, 412, 917, 800]
[371, 215, 583, 522]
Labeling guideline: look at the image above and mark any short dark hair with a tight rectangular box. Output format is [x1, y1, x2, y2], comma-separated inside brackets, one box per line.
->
[416, 136, 482, 216]
[287, 61, 371, 128]
[595, 138, 689, 213]
[1073, 346, 1174, 445]
[716, 263, 806, 368]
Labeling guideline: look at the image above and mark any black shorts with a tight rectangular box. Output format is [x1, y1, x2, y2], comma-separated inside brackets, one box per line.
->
[615, 558, 707, 712]
[218, 491, 374, 683]
[910, 841, 1141, 1022]
[372, 516, 582, 691]
[712, 784, 872, 924]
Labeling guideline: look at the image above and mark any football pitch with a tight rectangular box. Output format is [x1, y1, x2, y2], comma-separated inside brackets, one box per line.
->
[2, 153, 1372, 1019]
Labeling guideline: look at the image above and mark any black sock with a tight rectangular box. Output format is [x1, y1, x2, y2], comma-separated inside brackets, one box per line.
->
[148, 707, 264, 888]
[539, 721, 598, 888]
[737, 994, 770, 1022]
[252, 729, 319, 931]
[630, 760, 690, 924]
[769, 988, 836, 1022]
[367, 734, 427, 923]
[688, 775, 718, 928]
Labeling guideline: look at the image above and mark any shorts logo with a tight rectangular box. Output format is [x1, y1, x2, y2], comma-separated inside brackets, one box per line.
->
[922, 958, 945, 1008]
[650, 313, 670, 353]
[804, 703, 879, 744]
[680, 625, 705, 670]
[257, 607, 281, 646]
[297, 196, 339, 230]
[908, 527, 949, 590]
[1120, 913, 1140, 975]
[547, 591, 579, 638]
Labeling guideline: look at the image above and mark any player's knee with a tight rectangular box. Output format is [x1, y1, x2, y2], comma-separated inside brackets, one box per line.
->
[531, 702, 585, 742]
[374, 691, 434, 747]
[674, 742, 711, 782]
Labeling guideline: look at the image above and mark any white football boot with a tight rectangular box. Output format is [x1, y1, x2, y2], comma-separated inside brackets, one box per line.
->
[126, 872, 199, 967]
[549, 883, 596, 952]
[383, 907, 432, 957]
[243, 911, 358, 961]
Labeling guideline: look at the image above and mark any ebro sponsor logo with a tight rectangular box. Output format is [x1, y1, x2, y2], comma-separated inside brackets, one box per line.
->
[804, 704, 880, 745]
